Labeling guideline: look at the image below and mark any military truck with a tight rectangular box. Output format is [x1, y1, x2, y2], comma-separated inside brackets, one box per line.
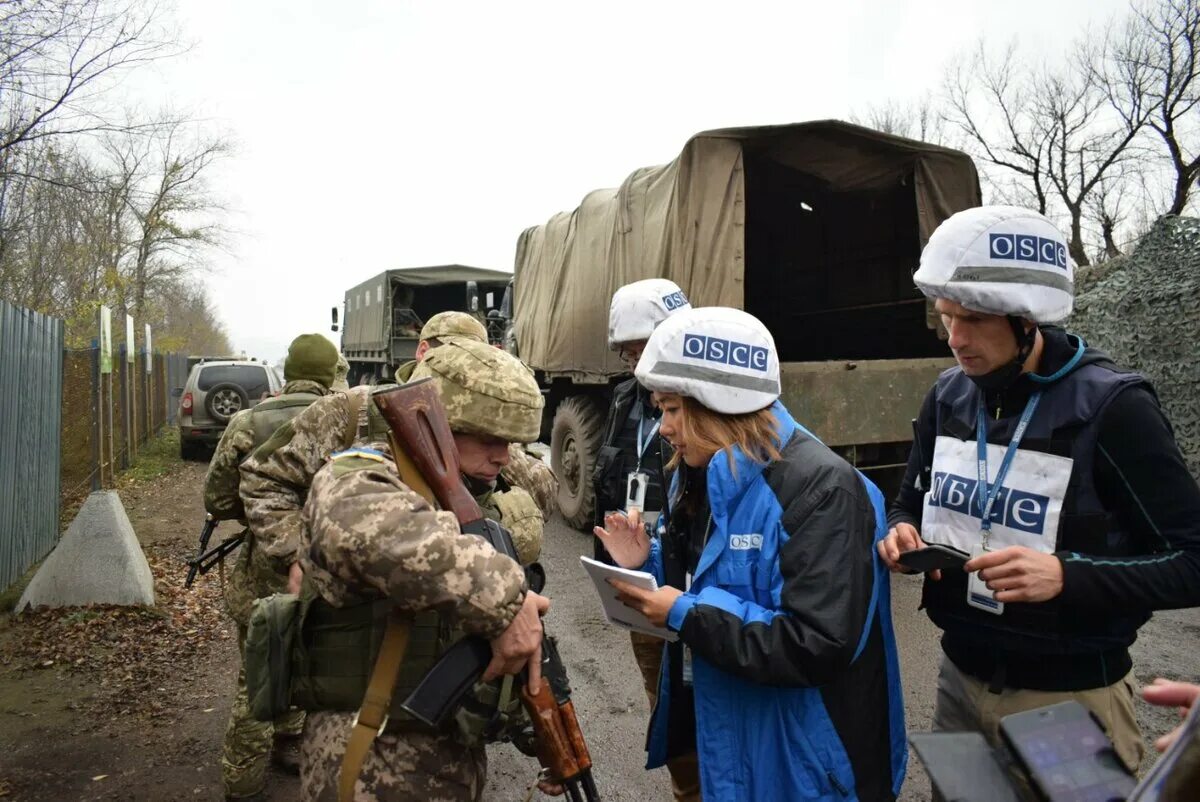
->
[500, 120, 982, 528]
[334, 264, 512, 385]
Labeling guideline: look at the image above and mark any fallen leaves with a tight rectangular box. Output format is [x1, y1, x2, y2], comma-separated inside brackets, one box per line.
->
[3, 546, 232, 725]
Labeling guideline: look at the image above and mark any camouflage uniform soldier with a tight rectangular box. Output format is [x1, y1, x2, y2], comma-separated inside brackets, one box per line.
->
[259, 342, 550, 800]
[392, 311, 559, 516]
[393, 310, 489, 382]
[298, 447, 547, 802]
[332, 353, 350, 391]
[204, 333, 339, 800]
[240, 338, 555, 587]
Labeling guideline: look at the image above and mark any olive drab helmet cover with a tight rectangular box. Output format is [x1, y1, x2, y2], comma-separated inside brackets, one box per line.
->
[410, 338, 543, 443]
[419, 311, 488, 344]
[332, 353, 350, 391]
[636, 307, 781, 415]
[913, 205, 1075, 323]
[607, 278, 692, 349]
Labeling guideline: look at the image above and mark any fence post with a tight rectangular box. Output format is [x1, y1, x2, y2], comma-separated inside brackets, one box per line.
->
[143, 362, 150, 443]
[119, 346, 129, 470]
[91, 340, 100, 492]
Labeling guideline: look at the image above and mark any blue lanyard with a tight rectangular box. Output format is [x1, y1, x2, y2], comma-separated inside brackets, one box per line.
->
[635, 414, 660, 471]
[976, 391, 1042, 541]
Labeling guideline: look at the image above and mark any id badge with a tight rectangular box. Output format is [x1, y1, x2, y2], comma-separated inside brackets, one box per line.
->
[966, 543, 1005, 615]
[625, 471, 648, 513]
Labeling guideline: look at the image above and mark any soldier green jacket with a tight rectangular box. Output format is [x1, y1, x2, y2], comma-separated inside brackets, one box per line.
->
[203, 379, 331, 521]
[239, 387, 558, 572]
[301, 449, 526, 638]
[204, 379, 331, 624]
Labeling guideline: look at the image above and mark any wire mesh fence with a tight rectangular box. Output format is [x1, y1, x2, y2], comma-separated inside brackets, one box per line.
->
[2, 296, 191, 591]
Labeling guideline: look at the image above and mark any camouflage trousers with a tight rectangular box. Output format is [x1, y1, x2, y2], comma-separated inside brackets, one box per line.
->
[300, 711, 487, 802]
[222, 624, 305, 798]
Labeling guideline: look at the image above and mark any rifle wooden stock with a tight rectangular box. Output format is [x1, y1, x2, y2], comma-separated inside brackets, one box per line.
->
[372, 379, 483, 525]
[522, 678, 584, 779]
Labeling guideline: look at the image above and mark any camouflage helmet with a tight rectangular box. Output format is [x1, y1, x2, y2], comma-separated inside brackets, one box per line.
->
[420, 311, 487, 344]
[411, 338, 542, 443]
[332, 353, 350, 391]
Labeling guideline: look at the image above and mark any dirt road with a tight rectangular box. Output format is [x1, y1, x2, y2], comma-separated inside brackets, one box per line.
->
[1, 454, 1197, 801]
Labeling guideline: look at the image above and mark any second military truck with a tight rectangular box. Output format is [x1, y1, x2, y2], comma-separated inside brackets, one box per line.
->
[335, 264, 512, 385]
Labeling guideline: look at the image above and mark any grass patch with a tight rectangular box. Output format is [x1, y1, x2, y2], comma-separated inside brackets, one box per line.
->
[0, 559, 42, 614]
[121, 427, 183, 484]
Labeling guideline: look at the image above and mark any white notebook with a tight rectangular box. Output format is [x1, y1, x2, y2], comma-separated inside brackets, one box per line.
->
[579, 556, 678, 642]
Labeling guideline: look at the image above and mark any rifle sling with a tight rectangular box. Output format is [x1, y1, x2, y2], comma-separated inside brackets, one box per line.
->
[338, 608, 411, 802]
[338, 425, 435, 802]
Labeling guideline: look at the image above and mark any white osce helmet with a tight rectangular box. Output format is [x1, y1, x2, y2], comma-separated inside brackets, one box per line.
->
[608, 279, 691, 348]
[913, 205, 1074, 323]
[635, 307, 780, 415]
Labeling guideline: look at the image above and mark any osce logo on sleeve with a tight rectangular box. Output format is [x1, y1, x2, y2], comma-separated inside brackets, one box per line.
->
[729, 533, 763, 550]
[928, 471, 1050, 535]
[682, 333, 769, 372]
[989, 233, 1068, 269]
[662, 290, 689, 311]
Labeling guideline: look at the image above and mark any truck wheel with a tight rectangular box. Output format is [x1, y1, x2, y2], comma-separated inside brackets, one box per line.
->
[551, 396, 604, 530]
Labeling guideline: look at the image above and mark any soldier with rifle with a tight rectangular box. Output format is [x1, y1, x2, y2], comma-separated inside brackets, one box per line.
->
[200, 333, 340, 800]
[244, 341, 585, 799]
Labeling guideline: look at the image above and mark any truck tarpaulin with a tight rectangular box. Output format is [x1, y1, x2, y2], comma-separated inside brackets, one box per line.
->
[513, 120, 979, 378]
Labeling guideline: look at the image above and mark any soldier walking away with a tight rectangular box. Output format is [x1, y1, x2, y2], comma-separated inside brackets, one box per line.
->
[204, 333, 340, 800]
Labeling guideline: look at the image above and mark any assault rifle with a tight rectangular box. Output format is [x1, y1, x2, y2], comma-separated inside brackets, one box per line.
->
[184, 514, 244, 589]
[374, 380, 600, 802]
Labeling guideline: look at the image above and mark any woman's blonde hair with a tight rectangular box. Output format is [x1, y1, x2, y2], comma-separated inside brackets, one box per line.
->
[663, 394, 782, 473]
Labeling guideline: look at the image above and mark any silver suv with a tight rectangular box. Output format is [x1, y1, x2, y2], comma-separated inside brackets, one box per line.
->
[177, 360, 282, 460]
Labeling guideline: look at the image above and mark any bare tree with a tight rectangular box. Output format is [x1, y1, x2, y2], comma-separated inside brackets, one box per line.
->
[0, 0, 177, 161]
[942, 40, 1149, 266]
[103, 119, 230, 319]
[944, 43, 1054, 215]
[851, 94, 949, 144]
[1101, 0, 1200, 215]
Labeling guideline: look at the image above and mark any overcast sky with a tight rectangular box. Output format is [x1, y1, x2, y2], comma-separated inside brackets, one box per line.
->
[130, 0, 1132, 363]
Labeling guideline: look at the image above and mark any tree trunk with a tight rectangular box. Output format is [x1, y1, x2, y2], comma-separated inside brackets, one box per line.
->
[1068, 210, 1091, 267]
[1101, 216, 1122, 259]
[1168, 169, 1194, 216]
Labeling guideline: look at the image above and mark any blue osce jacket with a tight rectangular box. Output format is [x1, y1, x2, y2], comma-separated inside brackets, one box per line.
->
[643, 402, 906, 801]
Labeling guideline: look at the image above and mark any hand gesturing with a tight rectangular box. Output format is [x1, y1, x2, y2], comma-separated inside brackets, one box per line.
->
[593, 509, 651, 569]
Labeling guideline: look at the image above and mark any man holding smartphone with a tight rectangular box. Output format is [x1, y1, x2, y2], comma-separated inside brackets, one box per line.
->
[878, 206, 1200, 781]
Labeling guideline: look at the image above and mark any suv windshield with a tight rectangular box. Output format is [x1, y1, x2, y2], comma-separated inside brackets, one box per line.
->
[197, 365, 271, 398]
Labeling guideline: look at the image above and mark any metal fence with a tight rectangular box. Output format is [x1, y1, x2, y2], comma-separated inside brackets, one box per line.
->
[0, 299, 64, 592]
[2, 298, 190, 591]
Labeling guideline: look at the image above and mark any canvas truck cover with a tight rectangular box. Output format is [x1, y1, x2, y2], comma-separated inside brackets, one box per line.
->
[513, 120, 981, 378]
[341, 265, 512, 353]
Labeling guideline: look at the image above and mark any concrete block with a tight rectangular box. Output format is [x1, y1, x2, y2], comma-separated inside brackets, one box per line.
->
[17, 491, 155, 611]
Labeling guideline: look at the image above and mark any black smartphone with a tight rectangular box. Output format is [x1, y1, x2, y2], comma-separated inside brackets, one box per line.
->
[897, 544, 969, 573]
[999, 701, 1136, 802]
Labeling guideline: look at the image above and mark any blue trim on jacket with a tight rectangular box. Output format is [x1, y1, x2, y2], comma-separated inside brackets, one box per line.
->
[642, 401, 906, 800]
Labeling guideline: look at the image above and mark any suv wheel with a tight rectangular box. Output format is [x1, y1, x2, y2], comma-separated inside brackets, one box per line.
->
[205, 382, 248, 423]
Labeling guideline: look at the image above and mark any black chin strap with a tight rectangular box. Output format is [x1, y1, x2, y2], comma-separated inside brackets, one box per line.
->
[1007, 316, 1037, 368]
[969, 318, 1038, 394]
